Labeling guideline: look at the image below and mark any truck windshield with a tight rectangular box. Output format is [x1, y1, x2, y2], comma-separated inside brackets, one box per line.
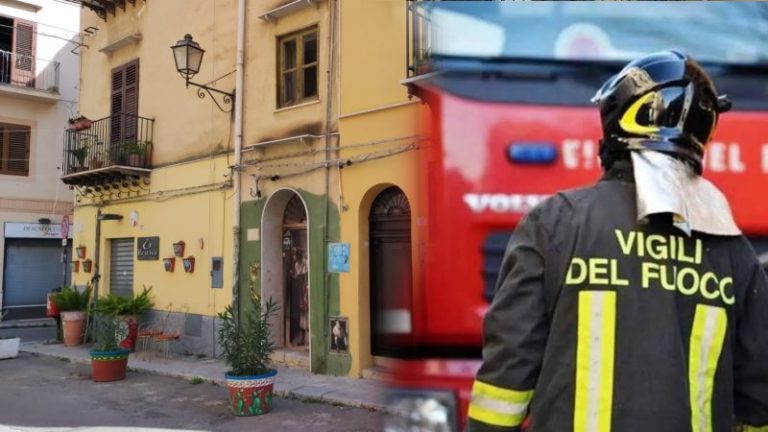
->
[426, 2, 768, 66]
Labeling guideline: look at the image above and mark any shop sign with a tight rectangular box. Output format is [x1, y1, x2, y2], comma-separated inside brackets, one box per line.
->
[137, 236, 159, 260]
[4, 222, 72, 239]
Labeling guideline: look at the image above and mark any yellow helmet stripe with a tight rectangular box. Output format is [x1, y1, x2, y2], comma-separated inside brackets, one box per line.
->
[619, 92, 661, 136]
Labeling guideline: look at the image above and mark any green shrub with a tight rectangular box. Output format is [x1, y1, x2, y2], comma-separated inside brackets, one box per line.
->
[54, 285, 91, 312]
[217, 294, 278, 377]
[94, 286, 154, 317]
[92, 312, 121, 352]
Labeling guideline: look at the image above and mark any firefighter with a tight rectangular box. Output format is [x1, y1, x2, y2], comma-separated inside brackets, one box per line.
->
[466, 50, 768, 432]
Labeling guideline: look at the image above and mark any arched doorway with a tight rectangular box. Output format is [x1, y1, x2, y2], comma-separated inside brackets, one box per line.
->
[261, 190, 310, 352]
[369, 186, 412, 357]
[282, 195, 309, 348]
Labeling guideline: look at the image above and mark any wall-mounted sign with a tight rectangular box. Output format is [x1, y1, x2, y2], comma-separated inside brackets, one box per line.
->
[328, 243, 350, 273]
[329, 317, 349, 353]
[4, 222, 72, 239]
[137, 236, 159, 260]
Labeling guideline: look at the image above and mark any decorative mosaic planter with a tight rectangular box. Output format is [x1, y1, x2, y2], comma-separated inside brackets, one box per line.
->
[90, 349, 130, 382]
[225, 369, 277, 416]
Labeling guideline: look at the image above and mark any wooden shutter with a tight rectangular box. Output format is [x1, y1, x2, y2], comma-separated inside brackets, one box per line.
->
[0, 124, 30, 176]
[110, 59, 139, 145]
[123, 61, 139, 140]
[110, 66, 124, 144]
[12, 20, 35, 87]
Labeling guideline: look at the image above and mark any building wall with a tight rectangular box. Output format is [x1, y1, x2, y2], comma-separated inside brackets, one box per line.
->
[336, 0, 424, 376]
[78, 0, 236, 165]
[0, 0, 79, 314]
[71, 2, 236, 354]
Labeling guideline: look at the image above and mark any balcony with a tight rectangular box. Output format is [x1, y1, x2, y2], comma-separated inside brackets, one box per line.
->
[61, 113, 154, 187]
[81, 0, 138, 21]
[0, 49, 60, 102]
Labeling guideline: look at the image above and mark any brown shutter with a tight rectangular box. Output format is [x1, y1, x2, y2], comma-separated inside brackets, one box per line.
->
[12, 20, 35, 87]
[123, 60, 139, 140]
[110, 66, 124, 144]
[7, 126, 29, 175]
[110, 59, 139, 145]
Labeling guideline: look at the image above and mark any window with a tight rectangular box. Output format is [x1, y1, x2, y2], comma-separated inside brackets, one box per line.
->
[0, 123, 30, 176]
[277, 28, 318, 108]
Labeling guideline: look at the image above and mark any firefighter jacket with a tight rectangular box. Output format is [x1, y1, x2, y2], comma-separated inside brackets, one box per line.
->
[466, 161, 768, 432]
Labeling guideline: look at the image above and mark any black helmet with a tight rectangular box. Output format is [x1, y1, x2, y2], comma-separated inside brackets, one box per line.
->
[592, 50, 731, 174]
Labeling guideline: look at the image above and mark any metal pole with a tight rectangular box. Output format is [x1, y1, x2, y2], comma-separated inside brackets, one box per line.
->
[93, 209, 102, 301]
[232, 0, 246, 322]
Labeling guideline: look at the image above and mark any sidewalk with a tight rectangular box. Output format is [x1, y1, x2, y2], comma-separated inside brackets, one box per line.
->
[20, 341, 385, 411]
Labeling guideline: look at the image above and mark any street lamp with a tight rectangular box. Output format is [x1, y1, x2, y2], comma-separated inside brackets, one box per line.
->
[171, 34, 234, 113]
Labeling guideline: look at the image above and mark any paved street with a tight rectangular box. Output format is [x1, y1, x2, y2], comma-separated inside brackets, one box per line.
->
[0, 326, 55, 342]
[0, 353, 384, 432]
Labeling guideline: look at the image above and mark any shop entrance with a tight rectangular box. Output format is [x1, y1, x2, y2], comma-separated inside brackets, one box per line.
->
[282, 195, 308, 348]
[261, 189, 311, 356]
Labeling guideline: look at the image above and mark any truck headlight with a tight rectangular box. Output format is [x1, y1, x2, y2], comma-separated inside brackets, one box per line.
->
[383, 390, 457, 432]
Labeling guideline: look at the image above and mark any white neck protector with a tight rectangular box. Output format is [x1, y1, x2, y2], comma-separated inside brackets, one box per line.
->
[630, 150, 740, 236]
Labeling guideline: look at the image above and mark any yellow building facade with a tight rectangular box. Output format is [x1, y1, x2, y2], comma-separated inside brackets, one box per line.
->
[67, 0, 422, 377]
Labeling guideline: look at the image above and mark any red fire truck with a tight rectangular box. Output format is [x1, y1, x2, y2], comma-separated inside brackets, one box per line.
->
[385, 2, 768, 431]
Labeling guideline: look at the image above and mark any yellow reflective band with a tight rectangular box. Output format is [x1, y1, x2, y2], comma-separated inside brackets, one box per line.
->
[619, 92, 660, 136]
[744, 425, 768, 432]
[689, 304, 728, 432]
[574, 291, 616, 432]
[467, 380, 533, 427]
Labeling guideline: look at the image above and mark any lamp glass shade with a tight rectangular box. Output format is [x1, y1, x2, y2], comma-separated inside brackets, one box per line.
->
[171, 34, 205, 79]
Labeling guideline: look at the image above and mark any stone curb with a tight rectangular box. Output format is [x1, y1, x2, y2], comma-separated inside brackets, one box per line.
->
[19, 344, 385, 412]
[0, 319, 56, 329]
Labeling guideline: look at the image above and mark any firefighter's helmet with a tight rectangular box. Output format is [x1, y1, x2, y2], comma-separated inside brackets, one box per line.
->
[592, 50, 731, 174]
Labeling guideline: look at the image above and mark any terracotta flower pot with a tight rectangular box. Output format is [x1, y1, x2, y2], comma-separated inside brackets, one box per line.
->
[172, 241, 185, 257]
[225, 369, 277, 416]
[163, 257, 175, 272]
[90, 349, 129, 382]
[60, 311, 85, 346]
[183, 256, 195, 273]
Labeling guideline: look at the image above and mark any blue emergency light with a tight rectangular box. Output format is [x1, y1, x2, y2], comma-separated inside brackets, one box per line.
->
[507, 142, 558, 165]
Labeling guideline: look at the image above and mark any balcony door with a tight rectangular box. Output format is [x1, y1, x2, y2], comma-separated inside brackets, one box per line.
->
[110, 59, 139, 150]
[0, 17, 35, 87]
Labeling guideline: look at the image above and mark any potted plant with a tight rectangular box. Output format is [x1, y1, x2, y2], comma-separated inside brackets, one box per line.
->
[94, 286, 154, 352]
[123, 141, 148, 167]
[217, 294, 279, 416]
[89, 312, 129, 382]
[68, 115, 92, 131]
[67, 144, 89, 172]
[0, 311, 19, 360]
[53, 285, 91, 347]
[90, 145, 108, 169]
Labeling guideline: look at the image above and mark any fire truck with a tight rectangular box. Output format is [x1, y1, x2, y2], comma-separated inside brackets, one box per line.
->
[385, 2, 768, 431]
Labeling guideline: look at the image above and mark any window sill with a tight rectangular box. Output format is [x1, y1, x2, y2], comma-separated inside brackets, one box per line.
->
[274, 99, 321, 113]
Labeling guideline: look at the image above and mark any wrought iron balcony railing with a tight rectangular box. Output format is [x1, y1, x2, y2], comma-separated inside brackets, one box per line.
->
[406, 0, 433, 79]
[0, 49, 60, 93]
[62, 113, 154, 178]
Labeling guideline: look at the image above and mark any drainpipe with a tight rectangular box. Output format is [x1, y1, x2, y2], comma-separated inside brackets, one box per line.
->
[232, 0, 246, 319]
[322, 0, 338, 370]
